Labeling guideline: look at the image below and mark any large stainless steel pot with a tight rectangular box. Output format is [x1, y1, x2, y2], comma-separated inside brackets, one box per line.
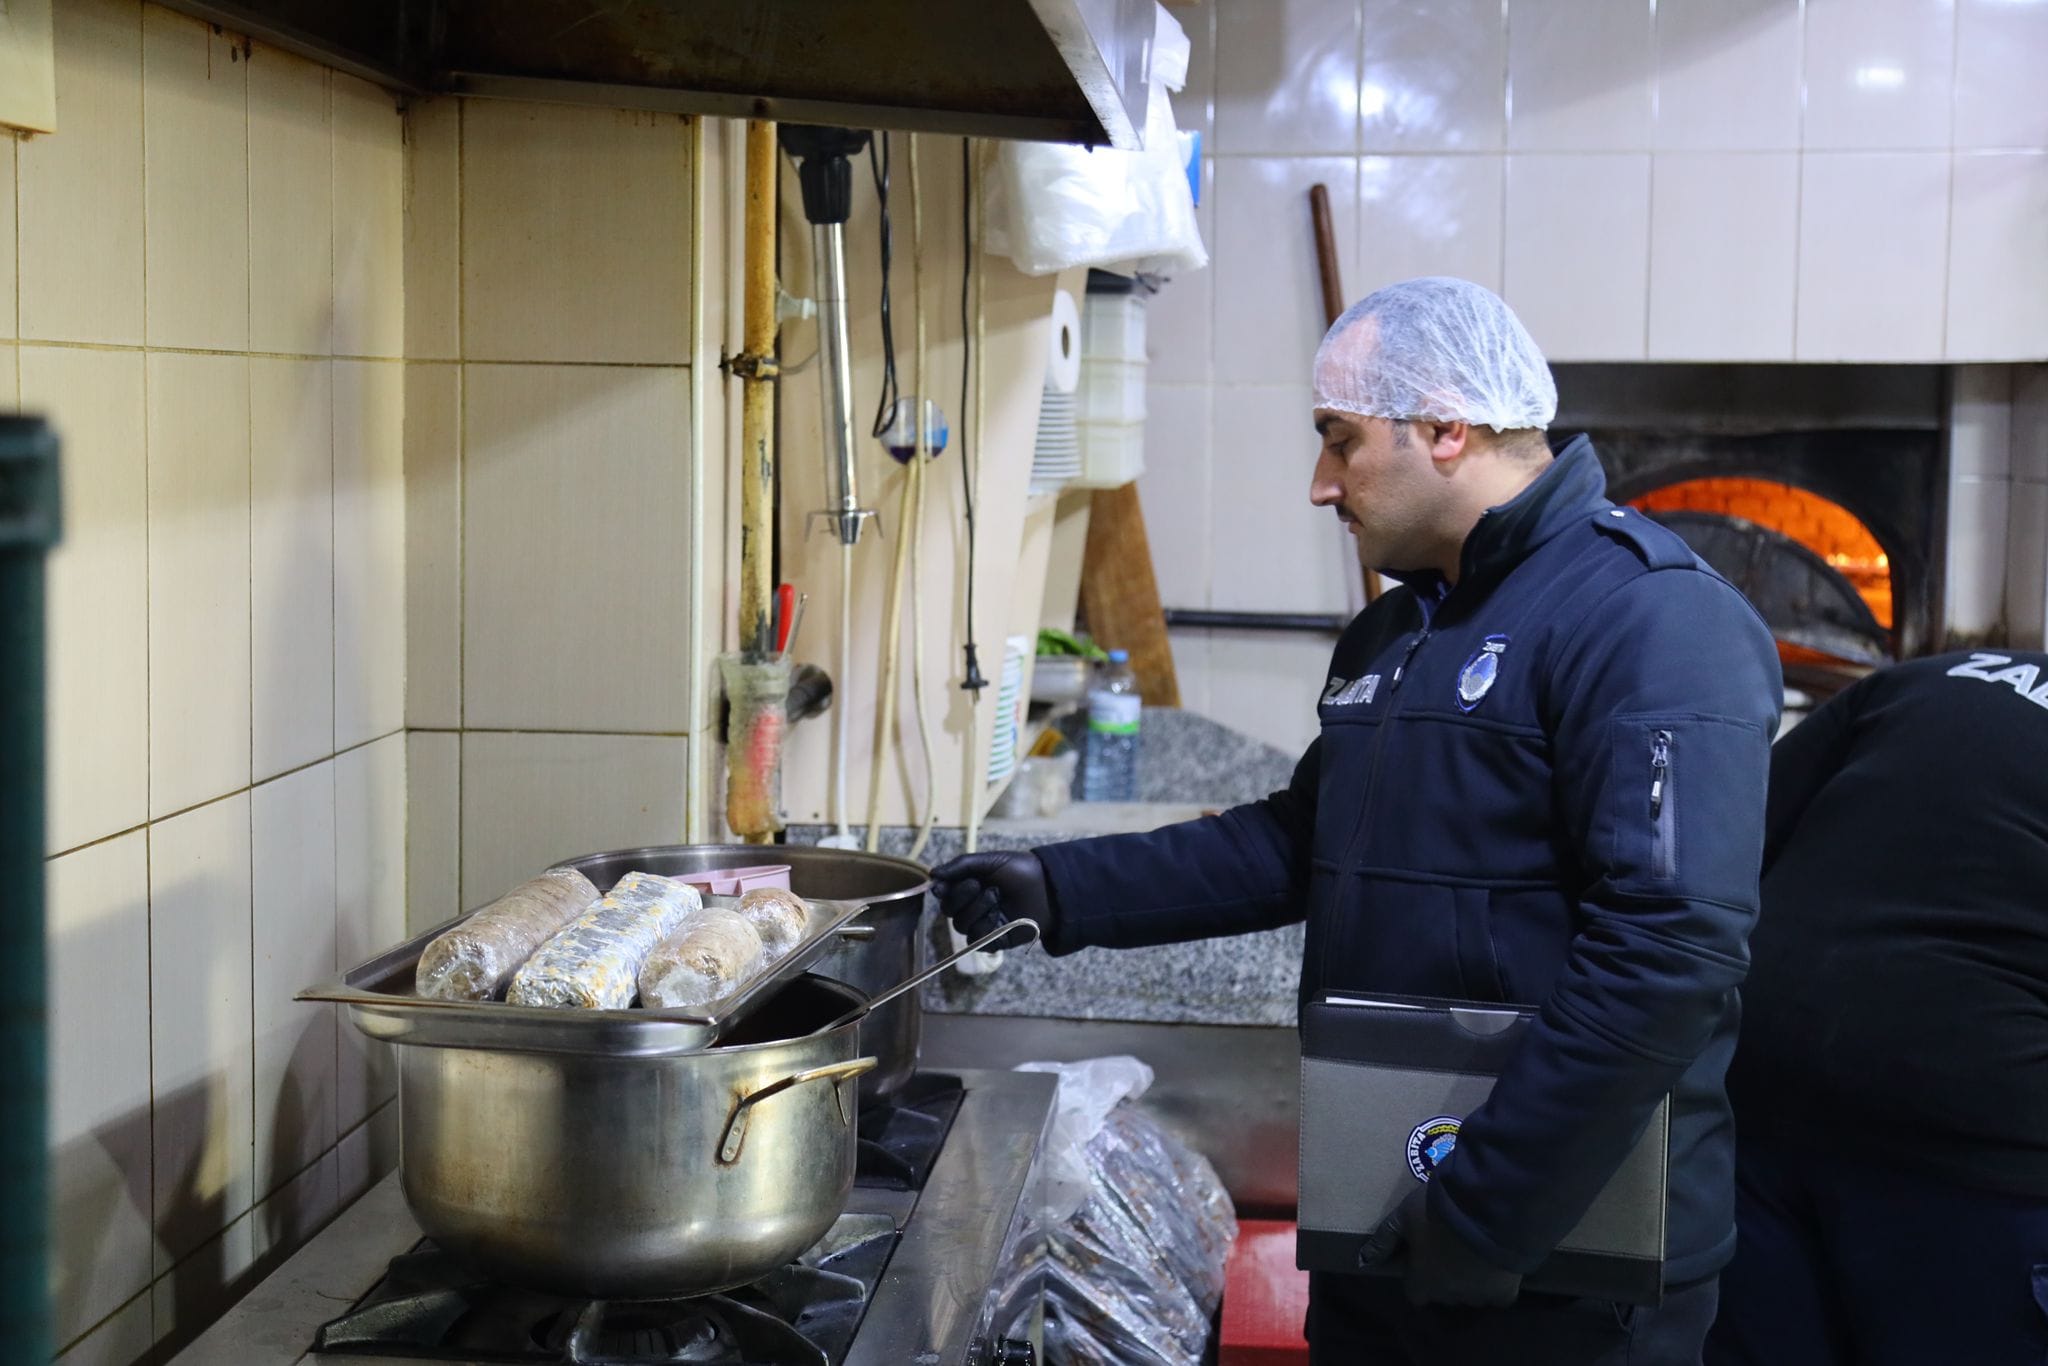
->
[559, 844, 929, 1105]
[400, 975, 875, 1299]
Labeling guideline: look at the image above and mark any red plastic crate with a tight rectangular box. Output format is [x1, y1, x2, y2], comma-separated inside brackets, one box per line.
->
[1219, 1219, 1310, 1365]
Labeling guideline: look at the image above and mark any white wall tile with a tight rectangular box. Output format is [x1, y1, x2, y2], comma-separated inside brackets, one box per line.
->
[1173, 2, 1215, 145]
[1166, 629, 1213, 717]
[1361, 0, 1505, 151]
[334, 360, 405, 749]
[404, 363, 461, 729]
[251, 764, 338, 1199]
[147, 352, 251, 817]
[2015, 366, 2048, 484]
[336, 734, 406, 1131]
[141, 8, 249, 352]
[0, 134, 15, 338]
[1955, 0, 2048, 149]
[1796, 153, 1949, 361]
[0, 345, 13, 404]
[460, 101, 692, 363]
[460, 732, 688, 906]
[1209, 383, 1350, 614]
[1507, 0, 1655, 150]
[251, 358, 335, 780]
[1212, 156, 1357, 385]
[1950, 365, 2014, 479]
[1138, 384, 1213, 609]
[148, 792, 255, 1272]
[331, 74, 404, 358]
[1504, 154, 1651, 359]
[1144, 164, 1213, 385]
[336, 1099, 398, 1204]
[248, 45, 333, 357]
[54, 1291, 152, 1366]
[23, 346, 148, 853]
[1648, 153, 1798, 360]
[19, 0, 144, 345]
[1947, 153, 2048, 362]
[1355, 154, 1504, 296]
[1654, 0, 1802, 151]
[1946, 476, 2011, 636]
[406, 730, 461, 932]
[47, 832, 154, 1348]
[151, 1206, 256, 1350]
[1212, 0, 1360, 155]
[1803, 0, 1956, 150]
[2006, 480, 2048, 649]
[462, 364, 692, 732]
[1207, 631, 1328, 755]
[403, 97, 462, 361]
[250, 1149, 337, 1264]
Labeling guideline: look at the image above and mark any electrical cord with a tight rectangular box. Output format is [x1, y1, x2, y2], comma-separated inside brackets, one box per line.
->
[958, 137, 986, 695]
[868, 135, 900, 440]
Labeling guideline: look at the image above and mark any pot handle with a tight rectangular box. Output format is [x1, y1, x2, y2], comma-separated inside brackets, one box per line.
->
[718, 1056, 878, 1165]
[813, 919, 1040, 1040]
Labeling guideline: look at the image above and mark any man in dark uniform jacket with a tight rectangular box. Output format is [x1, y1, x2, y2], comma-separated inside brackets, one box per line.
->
[1707, 650, 2048, 1365]
[932, 278, 1783, 1365]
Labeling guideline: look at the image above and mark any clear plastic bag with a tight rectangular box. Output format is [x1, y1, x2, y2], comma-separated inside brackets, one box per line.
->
[721, 653, 790, 840]
[983, 5, 1207, 278]
[1011, 1058, 1239, 1365]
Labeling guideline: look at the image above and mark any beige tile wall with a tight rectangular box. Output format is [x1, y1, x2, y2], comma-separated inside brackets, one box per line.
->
[397, 95, 702, 915]
[12, 4, 407, 1361]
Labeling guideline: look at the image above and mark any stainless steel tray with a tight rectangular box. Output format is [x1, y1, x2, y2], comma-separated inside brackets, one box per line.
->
[297, 895, 872, 1059]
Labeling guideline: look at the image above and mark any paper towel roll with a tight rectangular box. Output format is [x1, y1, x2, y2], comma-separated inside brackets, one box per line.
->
[1044, 289, 1082, 394]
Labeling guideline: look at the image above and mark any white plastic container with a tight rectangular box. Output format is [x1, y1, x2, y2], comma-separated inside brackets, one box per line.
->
[1079, 356, 1147, 424]
[1076, 419, 1146, 489]
[1083, 291, 1148, 363]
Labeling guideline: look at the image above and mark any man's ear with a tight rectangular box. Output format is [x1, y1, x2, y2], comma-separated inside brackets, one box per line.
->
[1423, 420, 1471, 464]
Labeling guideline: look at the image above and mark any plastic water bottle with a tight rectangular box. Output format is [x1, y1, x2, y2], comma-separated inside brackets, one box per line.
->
[1082, 649, 1141, 801]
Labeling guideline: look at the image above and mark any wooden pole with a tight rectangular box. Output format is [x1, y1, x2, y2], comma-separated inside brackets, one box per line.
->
[739, 119, 778, 659]
[1309, 183, 1382, 605]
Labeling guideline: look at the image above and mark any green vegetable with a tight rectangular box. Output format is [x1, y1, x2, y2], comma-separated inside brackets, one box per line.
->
[1037, 628, 1109, 662]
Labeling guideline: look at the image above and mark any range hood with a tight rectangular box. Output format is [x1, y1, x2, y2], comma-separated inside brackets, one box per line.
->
[161, 0, 1157, 147]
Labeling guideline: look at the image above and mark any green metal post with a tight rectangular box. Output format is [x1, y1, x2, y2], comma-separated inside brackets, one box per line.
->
[0, 415, 61, 1363]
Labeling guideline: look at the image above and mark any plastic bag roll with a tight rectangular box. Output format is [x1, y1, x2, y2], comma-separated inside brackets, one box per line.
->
[507, 872, 702, 1009]
[638, 908, 766, 1011]
[414, 868, 599, 1002]
[735, 887, 809, 963]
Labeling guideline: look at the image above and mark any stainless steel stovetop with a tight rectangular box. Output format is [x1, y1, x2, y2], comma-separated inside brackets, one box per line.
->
[167, 1067, 1058, 1366]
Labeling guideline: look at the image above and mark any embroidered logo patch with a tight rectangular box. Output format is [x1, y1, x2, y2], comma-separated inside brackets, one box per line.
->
[1321, 673, 1382, 708]
[1456, 635, 1510, 712]
[1406, 1115, 1463, 1182]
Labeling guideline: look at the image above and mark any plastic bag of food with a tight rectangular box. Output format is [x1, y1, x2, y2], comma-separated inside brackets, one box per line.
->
[1009, 1057, 1238, 1365]
[507, 872, 701, 1009]
[638, 907, 765, 1010]
[982, 5, 1206, 278]
[414, 867, 598, 1001]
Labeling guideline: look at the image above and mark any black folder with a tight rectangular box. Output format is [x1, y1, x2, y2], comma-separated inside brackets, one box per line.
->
[1296, 992, 1670, 1305]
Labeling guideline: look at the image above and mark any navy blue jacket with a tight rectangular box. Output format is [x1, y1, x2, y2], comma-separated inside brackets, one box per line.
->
[1037, 438, 1782, 1285]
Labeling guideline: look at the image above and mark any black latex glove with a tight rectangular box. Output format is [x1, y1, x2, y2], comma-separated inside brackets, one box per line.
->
[1357, 1184, 1524, 1308]
[930, 851, 1054, 944]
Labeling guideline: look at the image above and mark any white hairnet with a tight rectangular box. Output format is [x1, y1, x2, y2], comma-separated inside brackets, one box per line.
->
[1312, 276, 1557, 432]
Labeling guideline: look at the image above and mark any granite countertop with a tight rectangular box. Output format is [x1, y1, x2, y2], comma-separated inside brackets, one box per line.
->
[788, 709, 1307, 1027]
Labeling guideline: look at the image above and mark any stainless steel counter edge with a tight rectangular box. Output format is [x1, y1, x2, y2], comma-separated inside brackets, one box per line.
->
[167, 1066, 1061, 1366]
[847, 1069, 1058, 1366]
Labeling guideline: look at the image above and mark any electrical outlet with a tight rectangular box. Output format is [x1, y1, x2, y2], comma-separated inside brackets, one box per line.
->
[0, 0, 57, 134]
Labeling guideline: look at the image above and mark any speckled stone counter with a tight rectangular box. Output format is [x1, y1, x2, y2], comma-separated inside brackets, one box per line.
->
[787, 709, 1308, 1027]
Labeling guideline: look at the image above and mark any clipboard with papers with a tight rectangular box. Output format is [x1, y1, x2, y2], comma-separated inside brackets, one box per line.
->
[1295, 992, 1671, 1305]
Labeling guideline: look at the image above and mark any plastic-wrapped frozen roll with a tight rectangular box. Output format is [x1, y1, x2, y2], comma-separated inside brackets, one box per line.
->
[736, 887, 810, 963]
[414, 868, 599, 1002]
[507, 872, 702, 1009]
[638, 908, 766, 1010]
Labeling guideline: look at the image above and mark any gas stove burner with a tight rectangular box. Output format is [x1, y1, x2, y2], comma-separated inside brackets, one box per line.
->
[312, 1216, 898, 1365]
[855, 1071, 965, 1191]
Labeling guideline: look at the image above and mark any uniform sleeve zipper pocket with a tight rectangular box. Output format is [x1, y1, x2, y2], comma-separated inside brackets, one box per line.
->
[1649, 730, 1676, 879]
